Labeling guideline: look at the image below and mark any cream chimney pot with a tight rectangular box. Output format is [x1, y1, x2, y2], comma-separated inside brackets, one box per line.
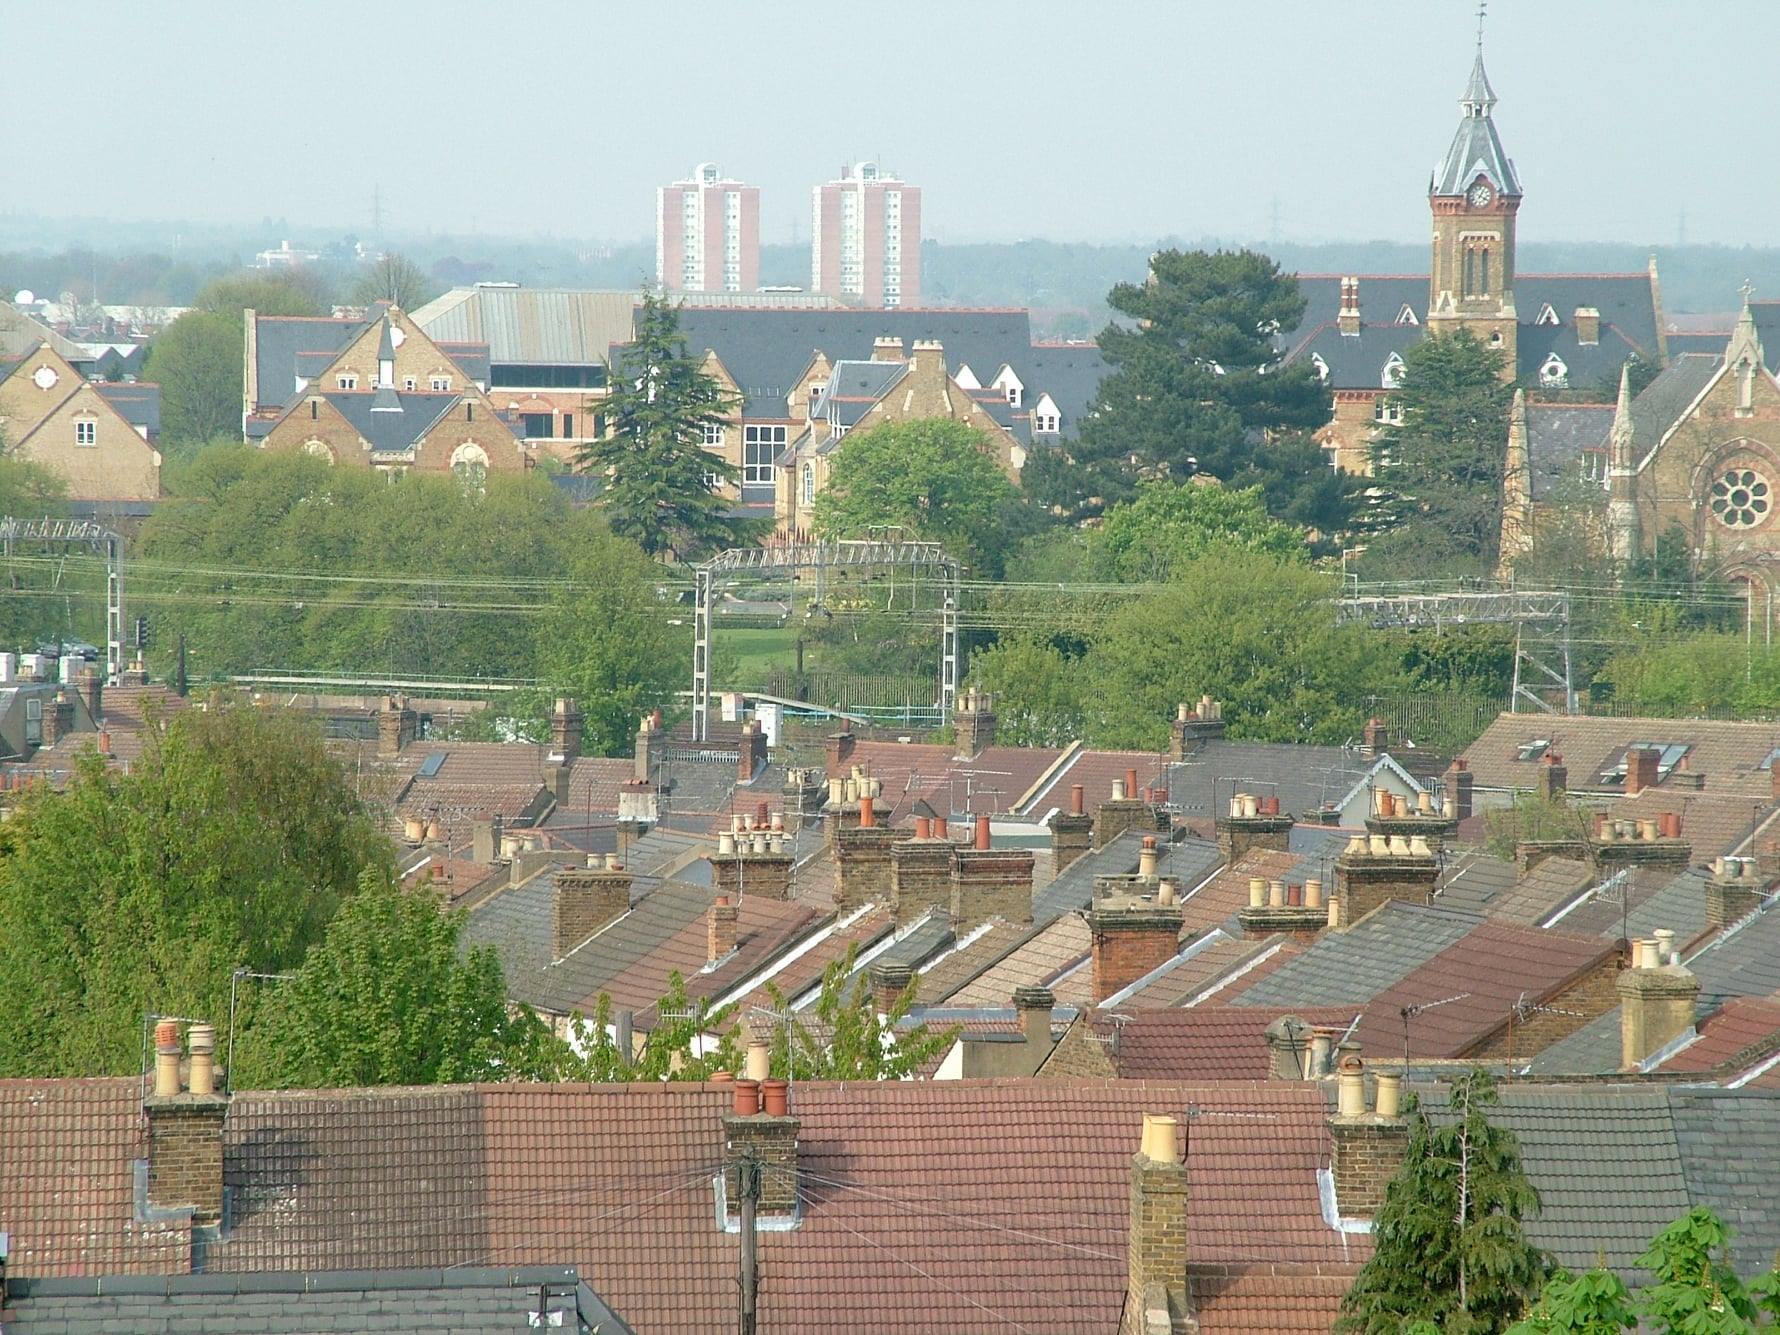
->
[1248, 876, 1267, 908]
[1304, 878, 1323, 909]
[1113, 779, 1127, 801]
[1336, 1059, 1366, 1118]
[745, 1041, 770, 1082]
[1374, 1071, 1402, 1118]
[1268, 879, 1286, 908]
[187, 1023, 216, 1096]
[1139, 1113, 1180, 1164]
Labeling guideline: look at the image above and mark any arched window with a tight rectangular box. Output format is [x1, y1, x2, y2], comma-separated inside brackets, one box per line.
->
[801, 462, 815, 506]
[302, 439, 335, 464]
[1310, 353, 1330, 383]
[450, 441, 489, 490]
[1381, 353, 1406, 390]
[1538, 353, 1569, 388]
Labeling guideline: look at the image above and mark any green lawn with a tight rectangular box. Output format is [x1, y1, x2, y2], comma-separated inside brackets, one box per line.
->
[712, 626, 802, 687]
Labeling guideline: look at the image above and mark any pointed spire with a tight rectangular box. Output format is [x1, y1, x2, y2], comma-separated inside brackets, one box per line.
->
[1609, 362, 1634, 464]
[1726, 282, 1763, 371]
[1461, 48, 1497, 115]
[377, 315, 397, 363]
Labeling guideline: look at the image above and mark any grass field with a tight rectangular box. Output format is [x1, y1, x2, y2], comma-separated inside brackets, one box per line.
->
[712, 626, 802, 687]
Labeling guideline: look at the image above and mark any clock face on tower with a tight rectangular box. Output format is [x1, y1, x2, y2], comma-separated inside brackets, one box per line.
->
[1468, 182, 1494, 208]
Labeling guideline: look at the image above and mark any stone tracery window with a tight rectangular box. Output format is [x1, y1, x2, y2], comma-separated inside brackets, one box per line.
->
[1711, 467, 1770, 529]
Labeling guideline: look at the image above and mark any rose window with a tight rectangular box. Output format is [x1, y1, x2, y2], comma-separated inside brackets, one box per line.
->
[1711, 469, 1770, 528]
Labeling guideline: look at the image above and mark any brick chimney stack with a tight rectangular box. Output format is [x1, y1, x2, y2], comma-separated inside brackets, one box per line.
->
[836, 793, 897, 909]
[1618, 930, 1700, 1069]
[1706, 857, 1764, 929]
[711, 820, 795, 901]
[870, 335, 905, 362]
[144, 1019, 231, 1226]
[724, 1080, 800, 1218]
[1050, 783, 1094, 872]
[1574, 307, 1600, 346]
[1443, 758, 1474, 819]
[377, 693, 417, 757]
[1169, 695, 1225, 760]
[781, 766, 828, 832]
[1333, 832, 1439, 923]
[552, 854, 632, 959]
[708, 894, 739, 965]
[825, 722, 857, 772]
[871, 962, 915, 1014]
[1215, 790, 1294, 862]
[949, 815, 1035, 930]
[1327, 1055, 1408, 1221]
[634, 710, 665, 782]
[953, 686, 997, 758]
[1624, 746, 1661, 797]
[1360, 716, 1391, 757]
[1532, 750, 1568, 802]
[1121, 1114, 1189, 1335]
[1088, 882, 1183, 1004]
[40, 688, 75, 748]
[549, 696, 583, 765]
[80, 665, 103, 725]
[1337, 276, 1361, 338]
[891, 814, 954, 924]
[1093, 774, 1150, 851]
[738, 718, 769, 783]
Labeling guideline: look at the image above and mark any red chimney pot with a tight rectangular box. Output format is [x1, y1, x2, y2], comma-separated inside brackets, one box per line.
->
[860, 793, 876, 828]
[974, 813, 992, 851]
[914, 815, 931, 839]
[761, 1078, 790, 1116]
[1125, 768, 1139, 799]
[733, 1079, 761, 1116]
[1070, 784, 1084, 816]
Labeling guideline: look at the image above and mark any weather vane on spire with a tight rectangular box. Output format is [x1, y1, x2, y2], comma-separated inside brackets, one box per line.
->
[1476, 0, 1488, 49]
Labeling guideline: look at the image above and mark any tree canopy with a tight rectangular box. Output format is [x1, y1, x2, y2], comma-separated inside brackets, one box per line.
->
[1098, 480, 1306, 582]
[763, 945, 958, 1081]
[1030, 248, 1340, 528]
[813, 418, 1026, 575]
[575, 290, 746, 559]
[1339, 1070, 1549, 1335]
[239, 870, 557, 1088]
[349, 252, 439, 310]
[1366, 328, 1513, 576]
[0, 701, 391, 1077]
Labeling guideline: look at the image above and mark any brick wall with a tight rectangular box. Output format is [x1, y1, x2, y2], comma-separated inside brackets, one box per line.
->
[1329, 1117, 1408, 1220]
[950, 847, 1035, 929]
[1468, 954, 1623, 1061]
[1089, 908, 1181, 1004]
[1040, 1019, 1118, 1077]
[1707, 878, 1764, 929]
[1215, 815, 1294, 863]
[835, 825, 896, 910]
[1093, 798, 1150, 851]
[712, 853, 793, 902]
[724, 1113, 799, 1216]
[145, 1095, 230, 1225]
[552, 867, 632, 958]
[1051, 811, 1093, 871]
[1335, 854, 1438, 922]
[1122, 1154, 1189, 1335]
[890, 837, 953, 924]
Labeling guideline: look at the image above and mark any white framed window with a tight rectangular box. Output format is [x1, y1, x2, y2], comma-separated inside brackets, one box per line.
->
[1581, 451, 1607, 484]
[1310, 353, 1330, 383]
[702, 422, 725, 446]
[337, 373, 358, 391]
[1381, 353, 1405, 390]
[402, 376, 417, 391]
[1034, 412, 1060, 433]
[1006, 385, 1021, 407]
[430, 375, 451, 392]
[1374, 399, 1404, 425]
[801, 462, 815, 505]
[807, 384, 826, 419]
[703, 470, 723, 492]
[1539, 354, 1570, 388]
[742, 424, 785, 484]
[73, 419, 97, 446]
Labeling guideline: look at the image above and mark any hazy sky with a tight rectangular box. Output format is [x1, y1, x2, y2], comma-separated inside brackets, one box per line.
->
[6, 1, 1771, 246]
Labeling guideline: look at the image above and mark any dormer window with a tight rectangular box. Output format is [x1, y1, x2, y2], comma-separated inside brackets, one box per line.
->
[1310, 353, 1330, 383]
[1538, 353, 1569, 388]
[1381, 353, 1405, 390]
[1516, 739, 1552, 762]
[1034, 411, 1060, 433]
[1597, 741, 1692, 785]
[1395, 304, 1419, 326]
[337, 373, 358, 391]
[1006, 385, 1021, 407]
[1535, 303, 1560, 326]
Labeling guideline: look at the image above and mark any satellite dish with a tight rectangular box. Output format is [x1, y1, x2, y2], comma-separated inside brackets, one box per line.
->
[13, 290, 34, 305]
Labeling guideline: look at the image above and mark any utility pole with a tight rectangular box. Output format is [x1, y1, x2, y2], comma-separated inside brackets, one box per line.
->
[737, 1148, 760, 1335]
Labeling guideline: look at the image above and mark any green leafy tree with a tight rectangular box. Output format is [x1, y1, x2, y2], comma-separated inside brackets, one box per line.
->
[0, 702, 391, 1077]
[1367, 329, 1514, 576]
[239, 870, 558, 1088]
[1034, 248, 1333, 522]
[1483, 791, 1592, 862]
[146, 273, 321, 449]
[1339, 1070, 1549, 1335]
[1085, 545, 1410, 747]
[812, 418, 1026, 575]
[560, 978, 741, 1082]
[575, 290, 744, 559]
[349, 252, 439, 310]
[1099, 481, 1305, 582]
[967, 636, 1088, 745]
[762, 946, 958, 1081]
[1637, 1208, 1763, 1334]
[1506, 1268, 1637, 1335]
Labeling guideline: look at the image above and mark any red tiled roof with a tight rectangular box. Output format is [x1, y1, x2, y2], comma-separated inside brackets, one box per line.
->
[726, 906, 896, 1015]
[1658, 997, 1780, 1074]
[1078, 1005, 1360, 1081]
[0, 1078, 192, 1276]
[1350, 922, 1617, 1060]
[1020, 748, 1169, 816]
[837, 741, 1069, 820]
[601, 894, 819, 1016]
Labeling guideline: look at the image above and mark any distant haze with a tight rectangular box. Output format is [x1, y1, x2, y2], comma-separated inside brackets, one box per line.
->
[4, 1, 1766, 247]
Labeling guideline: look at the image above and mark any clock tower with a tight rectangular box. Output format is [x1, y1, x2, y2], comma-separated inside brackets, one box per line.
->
[1427, 42, 1521, 373]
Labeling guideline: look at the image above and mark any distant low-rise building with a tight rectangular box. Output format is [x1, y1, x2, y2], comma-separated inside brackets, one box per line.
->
[0, 342, 160, 504]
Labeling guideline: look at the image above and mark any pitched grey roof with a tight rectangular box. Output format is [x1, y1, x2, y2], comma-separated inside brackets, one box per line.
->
[1231, 901, 1482, 1007]
[1412, 1083, 1691, 1275]
[413, 287, 636, 367]
[1024, 342, 1107, 435]
[1628, 353, 1720, 455]
[1524, 404, 1613, 500]
[322, 390, 458, 455]
[1431, 52, 1521, 197]
[812, 359, 909, 428]
[251, 315, 360, 412]
[815, 911, 957, 1006]
[462, 873, 714, 1014]
[1671, 1088, 1780, 1275]
[1690, 901, 1780, 1005]
[1433, 852, 1519, 916]
[94, 382, 161, 437]
[1516, 320, 1644, 394]
[666, 308, 1039, 418]
[1162, 739, 1379, 825]
[1291, 322, 1421, 391]
[2, 1268, 628, 1335]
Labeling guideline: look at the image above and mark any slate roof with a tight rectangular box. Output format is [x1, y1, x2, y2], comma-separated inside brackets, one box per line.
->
[1525, 402, 1613, 500]
[817, 910, 958, 1005]
[1231, 901, 1482, 1008]
[1017, 747, 1168, 818]
[1517, 321, 1645, 395]
[810, 359, 908, 427]
[1161, 740, 1382, 828]
[1433, 851, 1519, 916]
[1073, 1005, 1360, 1081]
[413, 287, 635, 367]
[1485, 856, 1598, 926]
[1627, 352, 1721, 454]
[1671, 1088, 1780, 1274]
[94, 381, 161, 437]
[1460, 710, 1780, 800]
[1, 1268, 625, 1335]
[248, 314, 360, 413]
[1431, 52, 1521, 197]
[462, 872, 716, 1015]
[1348, 921, 1616, 1060]
[319, 390, 461, 454]
[1121, 934, 1306, 1009]
[838, 739, 1070, 822]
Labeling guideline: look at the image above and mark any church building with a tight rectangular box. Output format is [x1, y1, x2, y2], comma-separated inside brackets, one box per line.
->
[1286, 43, 1665, 473]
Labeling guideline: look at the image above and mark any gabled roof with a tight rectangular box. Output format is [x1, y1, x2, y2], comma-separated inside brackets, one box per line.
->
[1627, 352, 1722, 456]
[412, 287, 636, 367]
[94, 381, 161, 436]
[249, 314, 361, 413]
[1460, 710, 1780, 799]
[1524, 402, 1613, 499]
[1231, 901, 1483, 1008]
[317, 390, 461, 454]
[1071, 1004, 1361, 1080]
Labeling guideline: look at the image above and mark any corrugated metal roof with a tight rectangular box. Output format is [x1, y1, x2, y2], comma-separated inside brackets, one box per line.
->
[412, 287, 636, 367]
